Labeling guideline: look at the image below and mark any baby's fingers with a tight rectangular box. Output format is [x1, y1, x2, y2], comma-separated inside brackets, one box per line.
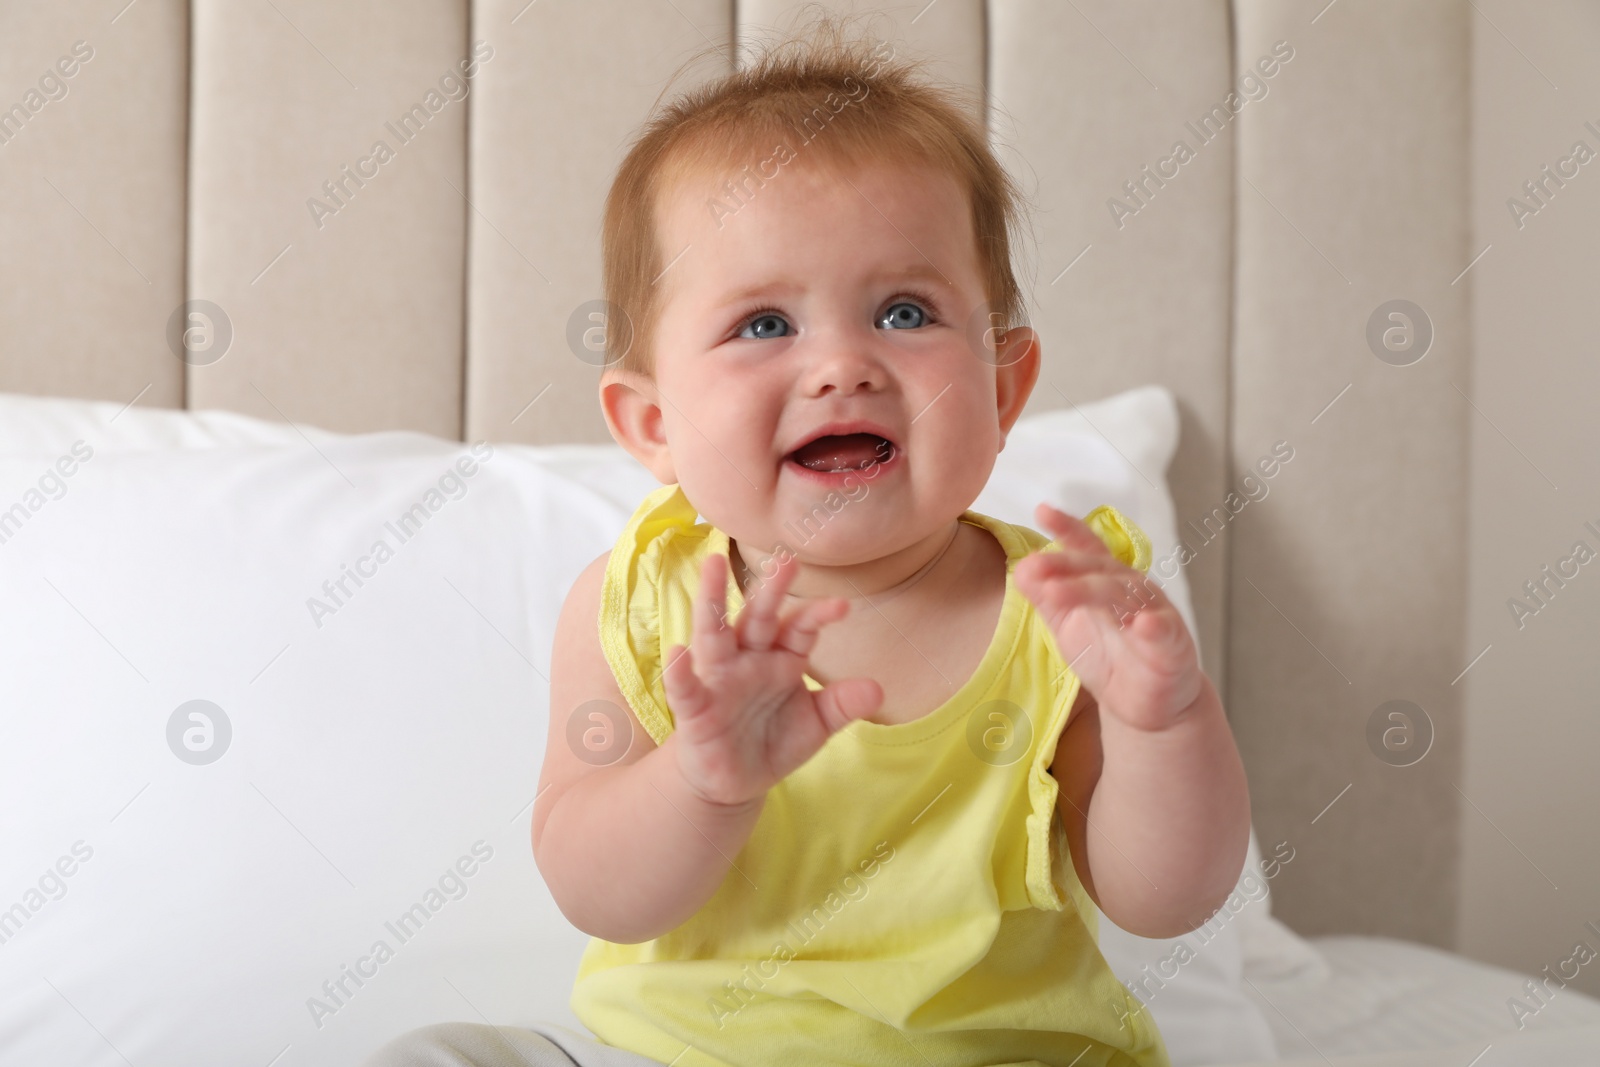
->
[691, 552, 738, 672]
[737, 549, 796, 652]
[1016, 550, 1163, 613]
[662, 642, 712, 721]
[1017, 569, 1133, 636]
[813, 676, 883, 734]
[1014, 545, 1124, 586]
[773, 595, 850, 659]
[1035, 502, 1114, 559]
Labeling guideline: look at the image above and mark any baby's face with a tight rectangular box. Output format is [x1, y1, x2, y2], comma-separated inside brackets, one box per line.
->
[631, 158, 1036, 565]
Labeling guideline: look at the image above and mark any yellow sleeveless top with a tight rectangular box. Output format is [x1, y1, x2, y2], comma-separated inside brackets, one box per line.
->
[572, 483, 1172, 1067]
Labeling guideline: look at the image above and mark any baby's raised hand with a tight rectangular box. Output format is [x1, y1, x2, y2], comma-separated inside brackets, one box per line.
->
[1014, 503, 1204, 732]
[662, 551, 884, 810]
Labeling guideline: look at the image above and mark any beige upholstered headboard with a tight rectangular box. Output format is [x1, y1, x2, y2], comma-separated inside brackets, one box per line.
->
[0, 1, 1475, 952]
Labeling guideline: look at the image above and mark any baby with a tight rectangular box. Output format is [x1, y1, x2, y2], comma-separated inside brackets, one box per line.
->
[365, 17, 1249, 1067]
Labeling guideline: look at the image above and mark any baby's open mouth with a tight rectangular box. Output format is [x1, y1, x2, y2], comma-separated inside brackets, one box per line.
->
[785, 432, 897, 473]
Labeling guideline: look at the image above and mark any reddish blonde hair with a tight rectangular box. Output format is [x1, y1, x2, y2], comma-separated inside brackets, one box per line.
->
[599, 10, 1032, 375]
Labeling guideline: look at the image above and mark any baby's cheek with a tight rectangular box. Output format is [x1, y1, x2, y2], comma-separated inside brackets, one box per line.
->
[924, 423, 997, 495]
[673, 438, 770, 536]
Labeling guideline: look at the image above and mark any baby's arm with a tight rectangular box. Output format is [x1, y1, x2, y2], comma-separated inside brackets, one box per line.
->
[1052, 676, 1249, 939]
[533, 553, 764, 944]
[1019, 504, 1250, 939]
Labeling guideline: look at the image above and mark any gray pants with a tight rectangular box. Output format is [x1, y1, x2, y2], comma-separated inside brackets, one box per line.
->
[360, 1022, 668, 1067]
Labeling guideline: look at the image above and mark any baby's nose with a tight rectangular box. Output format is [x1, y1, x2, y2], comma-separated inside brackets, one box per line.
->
[803, 340, 887, 396]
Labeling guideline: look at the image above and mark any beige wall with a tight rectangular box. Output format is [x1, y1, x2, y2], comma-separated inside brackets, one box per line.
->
[1461, 0, 1600, 999]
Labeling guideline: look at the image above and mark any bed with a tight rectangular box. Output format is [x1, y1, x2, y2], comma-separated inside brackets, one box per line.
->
[3, 388, 1596, 1065]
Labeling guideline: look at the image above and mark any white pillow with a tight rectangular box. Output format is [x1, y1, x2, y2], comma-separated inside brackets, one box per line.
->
[0, 386, 1282, 1066]
[0, 434, 645, 1067]
[0, 390, 330, 454]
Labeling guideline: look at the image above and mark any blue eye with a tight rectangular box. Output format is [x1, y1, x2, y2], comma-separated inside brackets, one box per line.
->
[733, 292, 937, 340]
[738, 312, 790, 340]
[879, 301, 927, 330]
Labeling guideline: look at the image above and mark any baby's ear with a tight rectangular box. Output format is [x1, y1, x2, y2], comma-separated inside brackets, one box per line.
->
[994, 325, 1041, 436]
[599, 369, 677, 484]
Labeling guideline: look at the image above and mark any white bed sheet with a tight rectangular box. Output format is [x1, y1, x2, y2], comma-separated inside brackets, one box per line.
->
[1225, 930, 1600, 1066]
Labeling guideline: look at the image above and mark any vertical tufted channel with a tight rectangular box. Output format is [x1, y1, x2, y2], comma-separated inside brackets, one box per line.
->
[0, 0, 189, 408]
[186, 0, 469, 437]
[1229, 0, 1470, 946]
[464, 0, 734, 445]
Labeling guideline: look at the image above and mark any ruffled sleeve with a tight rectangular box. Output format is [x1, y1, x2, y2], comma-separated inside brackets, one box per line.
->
[1023, 503, 1153, 912]
[597, 483, 701, 746]
[1082, 503, 1152, 572]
